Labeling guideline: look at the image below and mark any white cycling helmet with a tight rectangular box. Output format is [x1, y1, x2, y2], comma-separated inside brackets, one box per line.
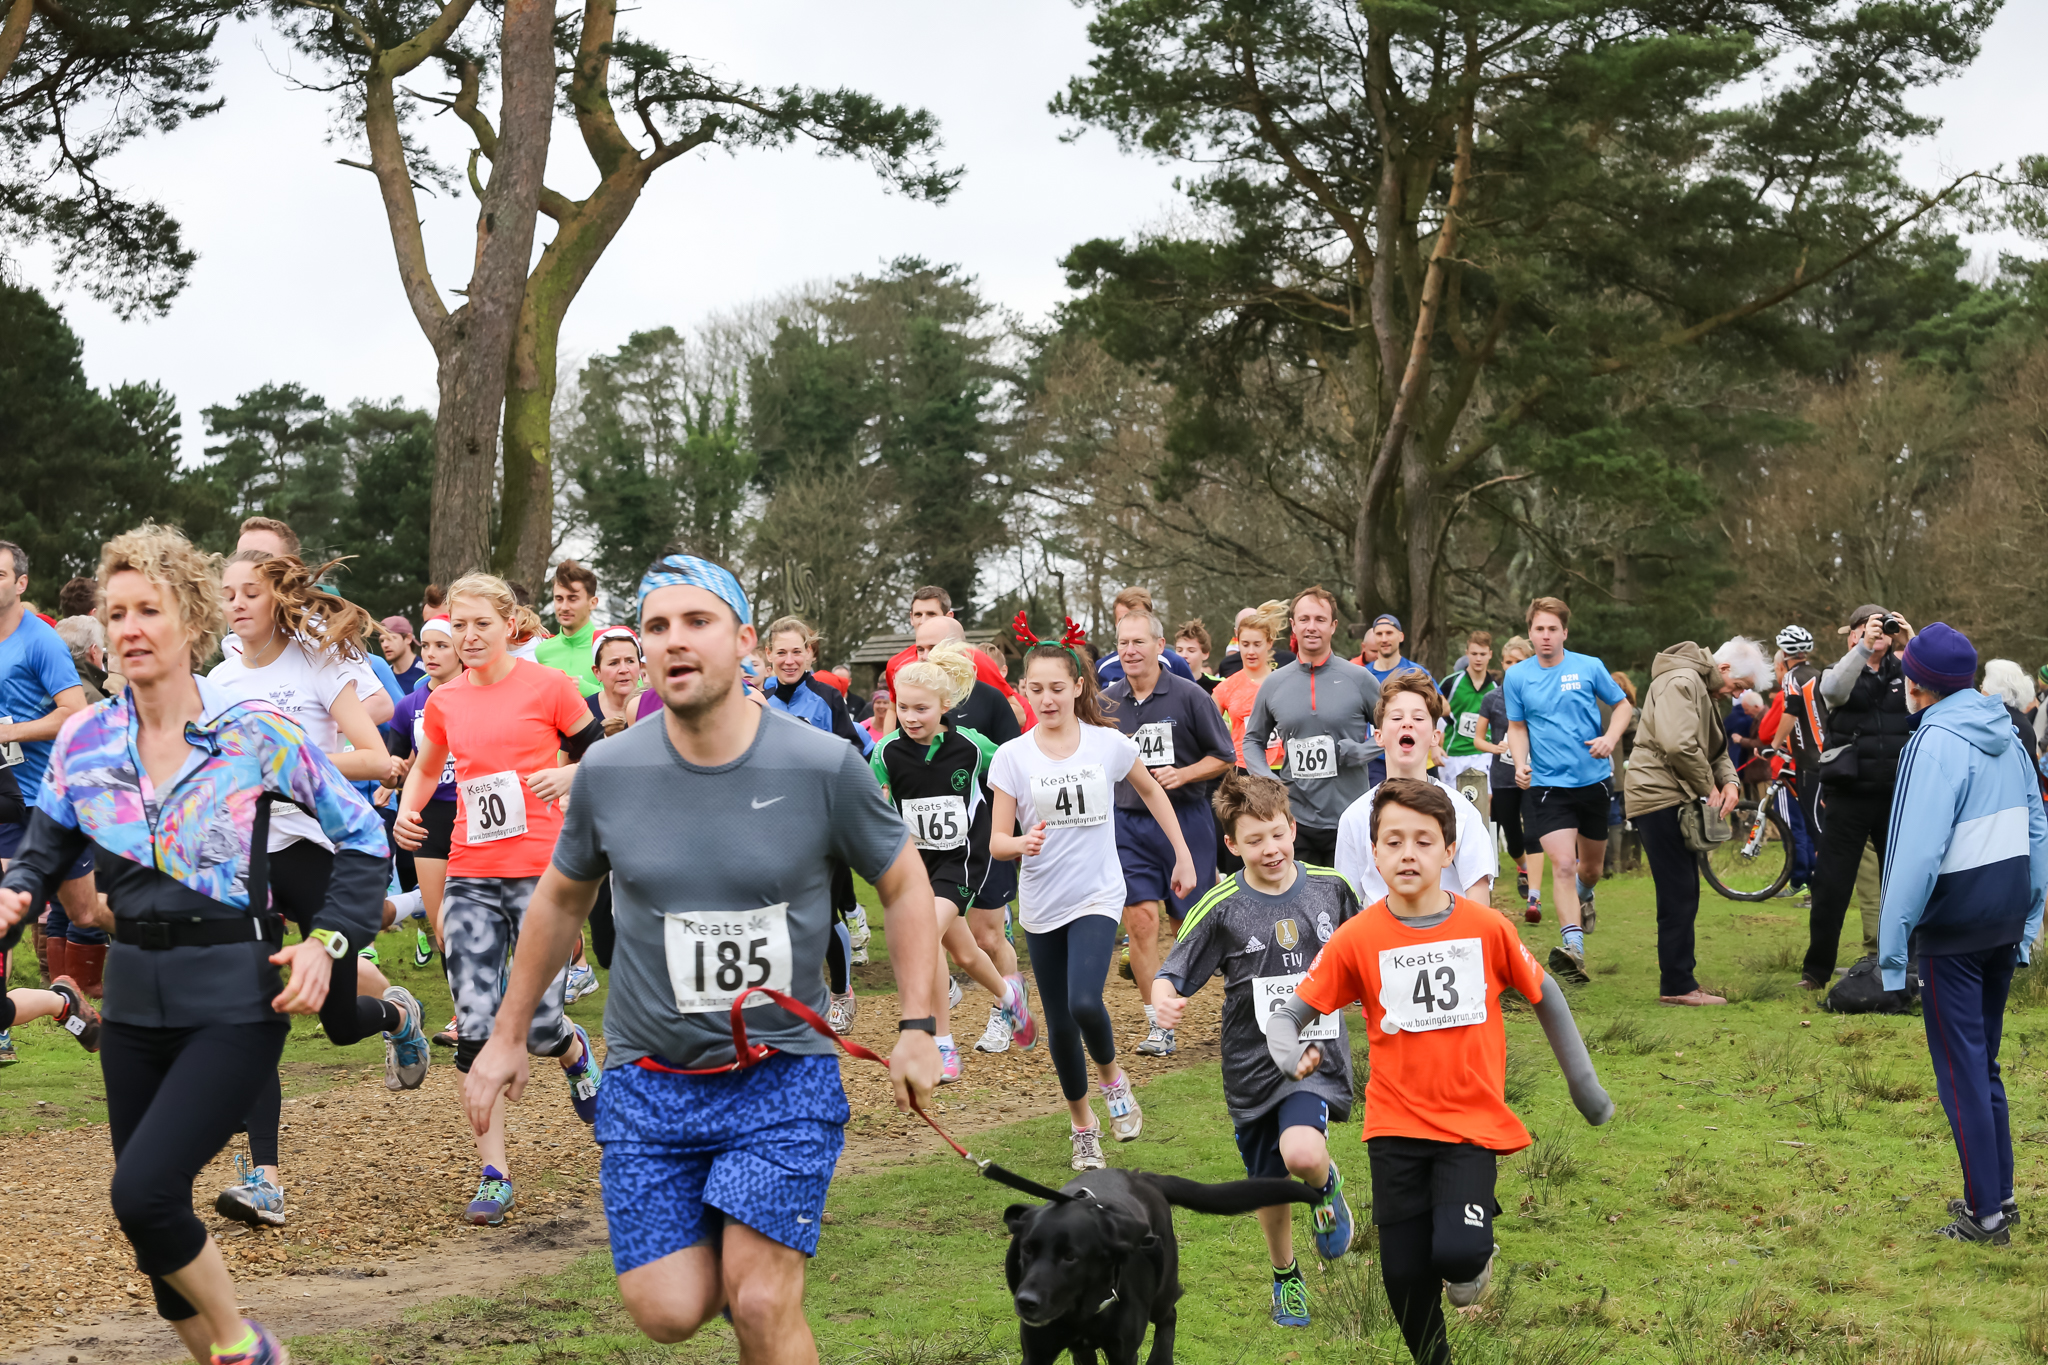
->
[1775, 624, 1814, 656]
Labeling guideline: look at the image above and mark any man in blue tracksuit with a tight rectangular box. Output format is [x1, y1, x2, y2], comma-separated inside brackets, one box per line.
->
[1880, 623, 2048, 1245]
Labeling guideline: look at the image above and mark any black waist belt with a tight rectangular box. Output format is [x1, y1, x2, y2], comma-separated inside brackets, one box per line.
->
[116, 915, 282, 951]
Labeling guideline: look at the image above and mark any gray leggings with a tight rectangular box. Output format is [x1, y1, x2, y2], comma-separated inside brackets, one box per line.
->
[442, 875, 575, 1072]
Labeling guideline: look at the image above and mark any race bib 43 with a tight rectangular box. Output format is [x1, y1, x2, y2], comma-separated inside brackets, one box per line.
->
[1377, 937, 1488, 1033]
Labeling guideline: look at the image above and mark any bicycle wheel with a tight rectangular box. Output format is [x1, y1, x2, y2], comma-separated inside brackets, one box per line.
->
[1700, 800, 1791, 902]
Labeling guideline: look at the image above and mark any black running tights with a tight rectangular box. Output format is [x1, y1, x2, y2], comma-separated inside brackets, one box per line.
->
[1023, 916, 1119, 1102]
[104, 1018, 290, 1320]
[1378, 1208, 1495, 1365]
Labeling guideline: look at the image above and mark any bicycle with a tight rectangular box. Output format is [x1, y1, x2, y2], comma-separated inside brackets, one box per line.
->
[1699, 746, 1794, 902]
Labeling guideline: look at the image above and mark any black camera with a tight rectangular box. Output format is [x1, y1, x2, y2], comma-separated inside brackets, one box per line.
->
[1879, 613, 1905, 635]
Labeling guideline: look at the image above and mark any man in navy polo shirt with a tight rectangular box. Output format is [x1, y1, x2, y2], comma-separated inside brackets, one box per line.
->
[1103, 609, 1234, 1057]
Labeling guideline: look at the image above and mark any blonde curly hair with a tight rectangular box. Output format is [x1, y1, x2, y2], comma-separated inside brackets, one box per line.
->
[896, 639, 977, 712]
[98, 522, 225, 668]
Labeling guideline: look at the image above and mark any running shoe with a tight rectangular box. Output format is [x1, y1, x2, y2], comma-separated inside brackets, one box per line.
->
[563, 1023, 602, 1123]
[828, 990, 858, 1035]
[1515, 870, 1530, 901]
[1070, 1125, 1107, 1172]
[974, 1005, 1011, 1054]
[565, 961, 600, 1004]
[1933, 1212, 2010, 1245]
[1524, 894, 1542, 925]
[937, 1039, 962, 1084]
[1445, 1243, 1498, 1307]
[215, 1154, 286, 1228]
[432, 1015, 458, 1048]
[50, 975, 100, 1052]
[381, 985, 429, 1091]
[847, 907, 871, 965]
[1136, 1024, 1176, 1056]
[357, 941, 381, 966]
[1547, 944, 1589, 983]
[1948, 1196, 2020, 1226]
[1311, 1160, 1355, 1260]
[1001, 975, 1037, 1051]
[0, 1030, 15, 1066]
[209, 1317, 288, 1365]
[467, 1166, 515, 1226]
[947, 975, 963, 1010]
[1271, 1270, 1311, 1328]
[411, 927, 435, 967]
[1580, 901, 1598, 934]
[1103, 1074, 1143, 1142]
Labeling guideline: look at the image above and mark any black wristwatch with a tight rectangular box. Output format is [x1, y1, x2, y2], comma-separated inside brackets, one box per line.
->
[897, 1016, 937, 1035]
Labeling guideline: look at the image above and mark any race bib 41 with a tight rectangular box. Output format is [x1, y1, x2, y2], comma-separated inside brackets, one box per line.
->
[1032, 764, 1110, 828]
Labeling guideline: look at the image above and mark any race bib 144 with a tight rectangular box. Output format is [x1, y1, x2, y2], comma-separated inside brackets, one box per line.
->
[1376, 937, 1488, 1034]
[1133, 722, 1175, 768]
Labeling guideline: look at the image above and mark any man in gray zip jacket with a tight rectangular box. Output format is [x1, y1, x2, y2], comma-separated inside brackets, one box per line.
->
[1241, 586, 1381, 866]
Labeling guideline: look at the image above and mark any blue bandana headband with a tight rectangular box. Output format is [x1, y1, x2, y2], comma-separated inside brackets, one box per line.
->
[636, 555, 751, 627]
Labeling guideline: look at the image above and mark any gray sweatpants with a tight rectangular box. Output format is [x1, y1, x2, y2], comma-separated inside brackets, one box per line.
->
[443, 875, 574, 1071]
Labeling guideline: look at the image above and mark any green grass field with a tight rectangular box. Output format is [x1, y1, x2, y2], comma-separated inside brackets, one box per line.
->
[13, 863, 2048, 1363]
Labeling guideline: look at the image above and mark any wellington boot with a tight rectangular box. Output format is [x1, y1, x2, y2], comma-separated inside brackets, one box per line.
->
[68, 943, 107, 1000]
[44, 936, 70, 990]
[31, 924, 50, 986]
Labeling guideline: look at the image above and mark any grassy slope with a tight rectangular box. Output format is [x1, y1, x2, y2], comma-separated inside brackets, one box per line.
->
[15, 868, 2048, 1362]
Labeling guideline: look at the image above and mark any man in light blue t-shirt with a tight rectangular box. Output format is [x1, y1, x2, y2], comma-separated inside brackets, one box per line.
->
[1503, 596, 1631, 982]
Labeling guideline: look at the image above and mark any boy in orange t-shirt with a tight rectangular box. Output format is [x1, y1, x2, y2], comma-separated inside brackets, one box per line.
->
[1266, 778, 1613, 1365]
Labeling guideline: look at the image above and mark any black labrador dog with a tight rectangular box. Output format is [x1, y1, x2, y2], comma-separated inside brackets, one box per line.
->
[1004, 1169, 1315, 1364]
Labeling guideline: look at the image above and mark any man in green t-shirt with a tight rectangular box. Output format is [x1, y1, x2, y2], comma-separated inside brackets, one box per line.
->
[534, 559, 602, 696]
[1436, 629, 1497, 791]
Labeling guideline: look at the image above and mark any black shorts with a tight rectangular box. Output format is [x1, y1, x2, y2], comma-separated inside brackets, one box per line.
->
[919, 848, 973, 907]
[1234, 1090, 1332, 1180]
[972, 856, 1017, 912]
[1523, 781, 1612, 843]
[416, 798, 457, 861]
[1366, 1135, 1500, 1226]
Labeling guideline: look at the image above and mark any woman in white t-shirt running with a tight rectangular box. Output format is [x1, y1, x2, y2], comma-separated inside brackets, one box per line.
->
[989, 634, 1194, 1171]
[208, 551, 429, 1229]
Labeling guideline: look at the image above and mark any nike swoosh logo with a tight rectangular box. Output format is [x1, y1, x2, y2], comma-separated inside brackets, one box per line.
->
[752, 796, 785, 809]
[796, 1215, 812, 1223]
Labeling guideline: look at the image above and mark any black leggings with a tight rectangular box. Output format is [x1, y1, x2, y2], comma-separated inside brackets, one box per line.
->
[1024, 916, 1119, 1102]
[243, 841, 395, 1167]
[1378, 1207, 1496, 1365]
[1489, 785, 1528, 861]
[104, 1018, 290, 1320]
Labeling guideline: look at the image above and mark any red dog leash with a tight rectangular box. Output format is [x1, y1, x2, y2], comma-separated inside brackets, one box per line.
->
[635, 985, 1073, 1203]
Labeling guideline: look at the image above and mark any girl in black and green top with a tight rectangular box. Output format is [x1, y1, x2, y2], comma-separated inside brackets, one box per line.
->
[870, 641, 1037, 1082]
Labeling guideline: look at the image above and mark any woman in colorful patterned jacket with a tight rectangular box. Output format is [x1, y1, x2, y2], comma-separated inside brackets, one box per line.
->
[0, 523, 389, 1365]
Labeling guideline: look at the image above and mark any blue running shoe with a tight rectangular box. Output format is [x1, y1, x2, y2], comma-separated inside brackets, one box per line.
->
[382, 986, 429, 1091]
[563, 1022, 601, 1124]
[0, 1029, 16, 1065]
[467, 1166, 514, 1226]
[1312, 1160, 1355, 1259]
[215, 1153, 286, 1228]
[1271, 1268, 1311, 1327]
[209, 1317, 288, 1365]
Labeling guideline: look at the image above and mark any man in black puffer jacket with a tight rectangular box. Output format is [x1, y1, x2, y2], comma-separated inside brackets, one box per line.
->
[1801, 604, 1918, 989]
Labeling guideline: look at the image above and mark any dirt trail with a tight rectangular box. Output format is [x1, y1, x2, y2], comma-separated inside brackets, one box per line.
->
[1, 975, 1212, 1363]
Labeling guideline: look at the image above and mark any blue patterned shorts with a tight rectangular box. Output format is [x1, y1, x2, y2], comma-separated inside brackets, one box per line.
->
[597, 1051, 848, 1271]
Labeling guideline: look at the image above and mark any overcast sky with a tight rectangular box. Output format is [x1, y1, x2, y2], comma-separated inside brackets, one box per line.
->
[32, 0, 2048, 458]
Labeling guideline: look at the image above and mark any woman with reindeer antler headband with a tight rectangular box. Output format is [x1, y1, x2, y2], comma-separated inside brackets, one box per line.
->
[988, 614, 1196, 1173]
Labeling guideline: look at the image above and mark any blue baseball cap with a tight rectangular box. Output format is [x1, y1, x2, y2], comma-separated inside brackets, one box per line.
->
[1371, 614, 1403, 631]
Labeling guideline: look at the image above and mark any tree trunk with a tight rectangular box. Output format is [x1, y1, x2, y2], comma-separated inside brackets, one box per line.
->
[0, 0, 32, 86]
[424, 0, 553, 587]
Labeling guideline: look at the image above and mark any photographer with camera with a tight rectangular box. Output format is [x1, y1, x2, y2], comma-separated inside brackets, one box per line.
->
[1799, 604, 1916, 990]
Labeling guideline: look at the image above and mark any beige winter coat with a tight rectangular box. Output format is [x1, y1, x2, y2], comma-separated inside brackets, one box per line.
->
[1623, 642, 1740, 818]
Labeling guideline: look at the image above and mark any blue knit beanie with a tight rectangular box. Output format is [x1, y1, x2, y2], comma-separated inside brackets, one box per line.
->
[1900, 622, 1977, 695]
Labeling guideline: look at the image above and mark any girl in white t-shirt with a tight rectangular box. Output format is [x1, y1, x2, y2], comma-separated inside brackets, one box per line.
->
[207, 551, 427, 1229]
[989, 633, 1195, 1171]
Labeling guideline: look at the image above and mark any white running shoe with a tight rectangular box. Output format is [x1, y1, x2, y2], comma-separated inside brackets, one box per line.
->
[1135, 1024, 1176, 1056]
[947, 976, 963, 1009]
[827, 991, 857, 1035]
[847, 907, 872, 964]
[937, 1040, 962, 1084]
[1103, 1074, 1143, 1142]
[565, 962, 600, 1003]
[1446, 1244, 1498, 1307]
[974, 1004, 1012, 1054]
[1070, 1125, 1107, 1171]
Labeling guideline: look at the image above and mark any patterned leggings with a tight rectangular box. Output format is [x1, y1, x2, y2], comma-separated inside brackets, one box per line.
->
[442, 875, 575, 1073]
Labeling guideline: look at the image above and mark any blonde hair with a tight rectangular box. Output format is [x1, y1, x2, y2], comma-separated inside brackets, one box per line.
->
[226, 550, 372, 665]
[1237, 599, 1288, 646]
[99, 522, 225, 667]
[445, 572, 518, 623]
[1502, 634, 1533, 664]
[766, 615, 819, 653]
[897, 639, 977, 712]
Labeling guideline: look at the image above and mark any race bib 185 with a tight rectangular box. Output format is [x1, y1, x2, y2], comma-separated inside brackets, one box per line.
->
[663, 903, 794, 1013]
[1286, 734, 1337, 781]
[903, 794, 968, 851]
[462, 770, 528, 844]
[1376, 937, 1488, 1033]
[1254, 972, 1339, 1042]
[1032, 764, 1110, 828]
